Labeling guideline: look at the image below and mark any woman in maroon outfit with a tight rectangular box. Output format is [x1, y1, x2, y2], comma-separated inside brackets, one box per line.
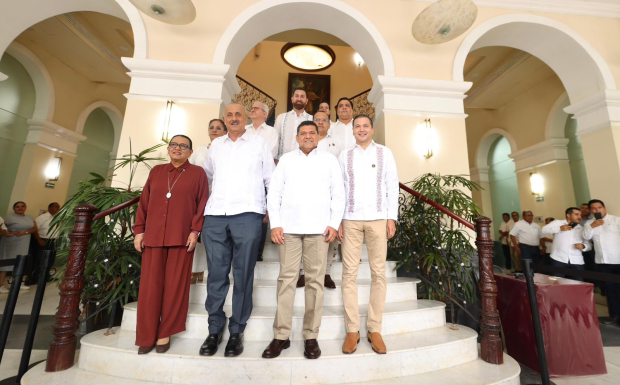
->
[133, 135, 208, 354]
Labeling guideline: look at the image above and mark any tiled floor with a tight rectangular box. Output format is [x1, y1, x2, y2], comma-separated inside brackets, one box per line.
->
[1, 282, 620, 384]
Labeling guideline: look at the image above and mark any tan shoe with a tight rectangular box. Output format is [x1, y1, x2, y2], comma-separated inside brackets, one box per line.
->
[367, 332, 387, 354]
[342, 332, 360, 354]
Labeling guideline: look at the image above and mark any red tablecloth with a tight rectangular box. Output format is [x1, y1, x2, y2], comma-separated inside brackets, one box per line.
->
[495, 273, 606, 377]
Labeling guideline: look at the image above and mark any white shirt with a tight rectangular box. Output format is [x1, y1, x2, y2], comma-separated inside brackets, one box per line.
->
[274, 110, 312, 159]
[499, 220, 514, 245]
[204, 132, 274, 216]
[0, 216, 6, 231]
[317, 134, 342, 158]
[543, 234, 554, 255]
[268, 149, 345, 234]
[583, 214, 620, 264]
[509, 220, 542, 247]
[189, 144, 210, 172]
[35, 212, 57, 239]
[339, 141, 399, 221]
[246, 122, 279, 159]
[542, 220, 591, 264]
[328, 120, 356, 151]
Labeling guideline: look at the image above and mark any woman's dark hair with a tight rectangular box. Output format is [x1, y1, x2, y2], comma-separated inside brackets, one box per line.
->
[13, 201, 26, 209]
[209, 118, 227, 132]
[169, 135, 193, 150]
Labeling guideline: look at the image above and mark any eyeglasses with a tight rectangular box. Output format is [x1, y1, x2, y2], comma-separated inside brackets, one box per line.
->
[169, 142, 191, 150]
[314, 118, 329, 123]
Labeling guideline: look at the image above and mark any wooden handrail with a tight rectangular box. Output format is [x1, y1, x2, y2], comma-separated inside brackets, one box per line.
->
[399, 182, 474, 230]
[236, 75, 279, 102]
[93, 196, 140, 221]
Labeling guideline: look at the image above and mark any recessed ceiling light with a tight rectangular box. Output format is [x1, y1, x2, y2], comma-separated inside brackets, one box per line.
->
[119, 45, 130, 52]
[281, 44, 335, 72]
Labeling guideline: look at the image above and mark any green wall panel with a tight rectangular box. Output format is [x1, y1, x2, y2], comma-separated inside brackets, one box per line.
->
[488, 137, 520, 243]
[565, 114, 590, 206]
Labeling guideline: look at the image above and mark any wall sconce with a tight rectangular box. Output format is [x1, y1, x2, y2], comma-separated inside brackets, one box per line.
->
[530, 172, 544, 196]
[45, 157, 62, 181]
[354, 53, 364, 67]
[161, 100, 174, 143]
[422, 118, 434, 159]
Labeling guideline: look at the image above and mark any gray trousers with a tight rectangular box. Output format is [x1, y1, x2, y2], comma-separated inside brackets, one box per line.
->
[203, 212, 263, 334]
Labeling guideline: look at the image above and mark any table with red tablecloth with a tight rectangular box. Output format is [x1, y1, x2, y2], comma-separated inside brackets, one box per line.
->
[495, 273, 606, 377]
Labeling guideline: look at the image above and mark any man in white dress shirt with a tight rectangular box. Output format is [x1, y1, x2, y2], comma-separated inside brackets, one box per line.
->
[509, 211, 544, 266]
[274, 88, 312, 159]
[509, 211, 522, 271]
[583, 199, 620, 325]
[318, 101, 333, 123]
[262, 121, 345, 360]
[297, 111, 342, 289]
[199, 103, 275, 357]
[338, 114, 399, 355]
[246, 101, 279, 262]
[498, 213, 513, 272]
[328, 97, 356, 151]
[541, 217, 555, 265]
[542, 208, 591, 280]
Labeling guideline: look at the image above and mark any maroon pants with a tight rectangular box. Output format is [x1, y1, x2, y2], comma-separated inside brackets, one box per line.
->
[136, 246, 194, 347]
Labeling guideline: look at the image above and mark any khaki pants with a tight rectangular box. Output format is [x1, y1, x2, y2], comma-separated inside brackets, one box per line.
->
[300, 239, 338, 276]
[510, 246, 523, 271]
[273, 234, 329, 340]
[341, 220, 387, 334]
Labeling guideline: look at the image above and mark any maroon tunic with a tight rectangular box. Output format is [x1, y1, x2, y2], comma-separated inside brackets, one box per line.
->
[133, 161, 208, 246]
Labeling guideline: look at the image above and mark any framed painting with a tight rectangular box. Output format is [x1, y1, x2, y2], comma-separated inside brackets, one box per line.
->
[287, 73, 331, 116]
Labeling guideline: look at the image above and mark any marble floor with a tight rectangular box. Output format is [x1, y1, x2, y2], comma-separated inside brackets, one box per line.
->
[1, 282, 620, 384]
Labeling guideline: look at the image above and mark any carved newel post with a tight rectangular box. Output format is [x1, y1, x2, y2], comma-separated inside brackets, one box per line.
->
[475, 216, 504, 364]
[46, 204, 97, 372]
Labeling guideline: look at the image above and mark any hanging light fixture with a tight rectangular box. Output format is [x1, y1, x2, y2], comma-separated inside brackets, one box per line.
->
[128, 0, 196, 25]
[161, 100, 174, 143]
[412, 0, 478, 45]
[281, 44, 335, 71]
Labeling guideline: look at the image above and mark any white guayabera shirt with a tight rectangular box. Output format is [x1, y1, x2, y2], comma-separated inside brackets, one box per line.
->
[583, 214, 620, 264]
[339, 141, 399, 221]
[274, 110, 312, 159]
[317, 134, 343, 158]
[542, 220, 591, 264]
[328, 120, 356, 151]
[509, 220, 543, 247]
[245, 122, 279, 160]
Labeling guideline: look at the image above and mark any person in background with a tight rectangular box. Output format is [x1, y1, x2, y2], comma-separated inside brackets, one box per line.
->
[28, 202, 61, 284]
[133, 135, 208, 355]
[498, 213, 513, 272]
[509, 211, 543, 267]
[510, 211, 521, 272]
[274, 88, 312, 159]
[328, 97, 356, 151]
[318, 101, 333, 123]
[583, 199, 620, 326]
[188, 118, 227, 284]
[0, 202, 37, 293]
[580, 203, 594, 225]
[542, 208, 590, 281]
[541, 217, 555, 265]
[580, 202, 596, 279]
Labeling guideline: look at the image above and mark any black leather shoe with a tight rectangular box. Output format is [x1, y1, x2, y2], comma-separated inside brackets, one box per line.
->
[257, 254, 263, 262]
[296, 274, 305, 288]
[199, 333, 223, 356]
[324, 274, 336, 289]
[225, 333, 244, 357]
[304, 339, 321, 359]
[262, 338, 291, 358]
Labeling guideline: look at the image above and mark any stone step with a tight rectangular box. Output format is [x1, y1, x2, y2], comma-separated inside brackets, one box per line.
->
[121, 300, 446, 341]
[69, 326, 479, 384]
[260, 243, 370, 261]
[22, 355, 521, 385]
[189, 277, 419, 307]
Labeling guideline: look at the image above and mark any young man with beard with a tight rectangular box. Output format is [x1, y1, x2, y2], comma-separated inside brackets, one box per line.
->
[275, 87, 312, 160]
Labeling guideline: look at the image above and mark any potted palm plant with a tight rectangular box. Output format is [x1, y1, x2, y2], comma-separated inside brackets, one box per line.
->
[51, 142, 165, 332]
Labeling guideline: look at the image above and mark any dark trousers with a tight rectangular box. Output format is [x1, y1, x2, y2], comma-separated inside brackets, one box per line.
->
[501, 244, 512, 270]
[519, 244, 540, 265]
[549, 259, 585, 281]
[26, 238, 56, 285]
[258, 222, 268, 257]
[203, 212, 263, 334]
[597, 263, 620, 320]
[582, 249, 597, 284]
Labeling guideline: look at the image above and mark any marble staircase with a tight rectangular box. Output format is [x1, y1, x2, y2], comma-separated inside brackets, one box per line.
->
[22, 243, 520, 385]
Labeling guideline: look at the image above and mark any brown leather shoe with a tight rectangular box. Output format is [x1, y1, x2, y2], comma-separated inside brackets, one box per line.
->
[324, 275, 336, 289]
[342, 332, 360, 354]
[138, 345, 155, 355]
[262, 338, 291, 358]
[304, 339, 321, 359]
[367, 331, 387, 354]
[296, 274, 305, 288]
[156, 340, 170, 353]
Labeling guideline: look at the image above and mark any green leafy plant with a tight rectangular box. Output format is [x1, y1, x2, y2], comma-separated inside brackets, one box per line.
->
[51, 142, 165, 316]
[388, 173, 483, 305]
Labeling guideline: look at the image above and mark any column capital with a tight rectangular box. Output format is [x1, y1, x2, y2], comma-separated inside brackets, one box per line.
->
[26, 120, 86, 157]
[509, 138, 569, 173]
[564, 89, 620, 136]
[469, 167, 490, 183]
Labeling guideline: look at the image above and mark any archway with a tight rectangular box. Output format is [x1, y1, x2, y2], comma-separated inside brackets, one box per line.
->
[454, 14, 615, 104]
[213, 0, 394, 107]
[76, 101, 124, 159]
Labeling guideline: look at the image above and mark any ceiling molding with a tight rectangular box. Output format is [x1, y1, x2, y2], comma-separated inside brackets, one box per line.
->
[26, 119, 87, 156]
[465, 51, 530, 104]
[564, 89, 620, 136]
[509, 137, 570, 172]
[410, 0, 620, 19]
[469, 167, 490, 183]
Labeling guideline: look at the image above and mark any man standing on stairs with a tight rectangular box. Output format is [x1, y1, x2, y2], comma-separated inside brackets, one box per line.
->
[274, 87, 312, 160]
[338, 114, 399, 355]
[328, 97, 356, 151]
[262, 121, 345, 360]
[199, 103, 275, 357]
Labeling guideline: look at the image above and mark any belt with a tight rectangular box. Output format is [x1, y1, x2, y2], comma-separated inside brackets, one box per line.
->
[519, 243, 539, 248]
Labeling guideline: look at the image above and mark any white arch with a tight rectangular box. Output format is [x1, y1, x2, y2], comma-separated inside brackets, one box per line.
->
[5, 42, 55, 121]
[454, 14, 616, 103]
[544, 92, 570, 140]
[476, 128, 518, 170]
[0, 0, 147, 78]
[76, 101, 124, 158]
[213, 0, 395, 95]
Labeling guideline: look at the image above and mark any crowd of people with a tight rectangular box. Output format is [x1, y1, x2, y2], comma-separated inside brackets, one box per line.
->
[498, 200, 620, 326]
[131, 87, 399, 360]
